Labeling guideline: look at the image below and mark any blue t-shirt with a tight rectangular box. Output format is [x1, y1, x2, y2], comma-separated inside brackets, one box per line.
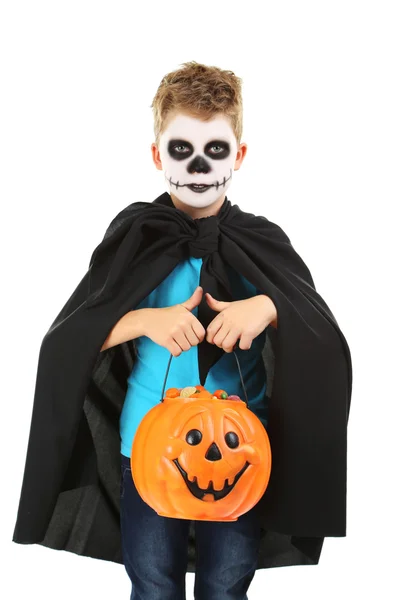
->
[119, 256, 269, 457]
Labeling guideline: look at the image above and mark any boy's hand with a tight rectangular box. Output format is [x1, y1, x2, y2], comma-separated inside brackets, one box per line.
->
[205, 293, 278, 353]
[141, 286, 206, 357]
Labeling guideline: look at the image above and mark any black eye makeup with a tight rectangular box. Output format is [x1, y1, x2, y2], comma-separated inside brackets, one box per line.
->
[204, 140, 230, 160]
[168, 139, 194, 161]
[167, 139, 231, 161]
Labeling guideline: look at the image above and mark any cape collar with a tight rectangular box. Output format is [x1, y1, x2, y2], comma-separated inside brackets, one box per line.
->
[150, 191, 232, 259]
[151, 190, 231, 223]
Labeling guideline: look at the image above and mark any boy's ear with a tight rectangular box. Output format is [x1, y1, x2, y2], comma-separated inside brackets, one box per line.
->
[151, 142, 163, 170]
[234, 143, 248, 171]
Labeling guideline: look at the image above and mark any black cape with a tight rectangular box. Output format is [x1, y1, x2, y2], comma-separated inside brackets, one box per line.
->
[12, 190, 352, 571]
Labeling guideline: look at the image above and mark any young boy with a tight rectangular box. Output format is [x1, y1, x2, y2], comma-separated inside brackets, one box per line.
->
[108, 64, 278, 599]
[12, 61, 352, 600]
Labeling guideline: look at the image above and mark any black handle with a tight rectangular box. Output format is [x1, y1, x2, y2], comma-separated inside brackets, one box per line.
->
[160, 344, 249, 407]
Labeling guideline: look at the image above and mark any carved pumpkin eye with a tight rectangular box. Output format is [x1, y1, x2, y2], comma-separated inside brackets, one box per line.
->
[186, 429, 203, 445]
[225, 432, 239, 449]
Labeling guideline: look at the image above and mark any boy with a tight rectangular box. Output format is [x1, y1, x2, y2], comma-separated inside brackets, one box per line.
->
[12, 61, 352, 600]
[113, 69, 278, 598]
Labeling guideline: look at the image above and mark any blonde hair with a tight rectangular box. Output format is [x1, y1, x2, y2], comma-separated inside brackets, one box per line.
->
[151, 60, 243, 147]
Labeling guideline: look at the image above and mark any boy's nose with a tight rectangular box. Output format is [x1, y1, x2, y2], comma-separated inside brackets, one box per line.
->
[188, 155, 210, 174]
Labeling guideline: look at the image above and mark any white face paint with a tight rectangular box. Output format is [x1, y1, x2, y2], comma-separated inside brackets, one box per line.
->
[158, 112, 238, 209]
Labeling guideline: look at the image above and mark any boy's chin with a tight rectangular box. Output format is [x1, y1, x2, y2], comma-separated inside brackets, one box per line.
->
[168, 188, 230, 209]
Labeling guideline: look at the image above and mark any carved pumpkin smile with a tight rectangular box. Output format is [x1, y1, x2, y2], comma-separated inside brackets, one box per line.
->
[173, 457, 250, 501]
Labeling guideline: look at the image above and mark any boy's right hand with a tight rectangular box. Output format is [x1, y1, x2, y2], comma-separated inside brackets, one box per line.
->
[141, 286, 206, 357]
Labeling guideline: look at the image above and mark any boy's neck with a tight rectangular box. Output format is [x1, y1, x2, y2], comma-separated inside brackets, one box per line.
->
[169, 192, 226, 220]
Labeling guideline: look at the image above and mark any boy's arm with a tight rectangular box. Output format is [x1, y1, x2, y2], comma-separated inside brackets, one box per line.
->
[101, 308, 151, 351]
[257, 294, 278, 329]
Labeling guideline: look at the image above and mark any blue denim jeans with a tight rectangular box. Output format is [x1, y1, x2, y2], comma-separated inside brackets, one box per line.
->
[120, 453, 262, 600]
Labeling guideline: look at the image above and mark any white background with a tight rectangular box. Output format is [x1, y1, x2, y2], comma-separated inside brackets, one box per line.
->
[1, 1, 399, 598]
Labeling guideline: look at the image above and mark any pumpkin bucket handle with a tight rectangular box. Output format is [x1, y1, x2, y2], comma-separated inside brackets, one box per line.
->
[160, 344, 249, 407]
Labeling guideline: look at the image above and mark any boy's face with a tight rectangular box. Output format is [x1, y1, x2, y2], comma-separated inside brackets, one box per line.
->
[157, 112, 239, 209]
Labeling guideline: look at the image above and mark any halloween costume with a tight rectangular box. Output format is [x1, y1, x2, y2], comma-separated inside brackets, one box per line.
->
[12, 190, 352, 572]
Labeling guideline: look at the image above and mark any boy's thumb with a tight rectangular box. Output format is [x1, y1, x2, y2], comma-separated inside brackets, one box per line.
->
[181, 286, 203, 312]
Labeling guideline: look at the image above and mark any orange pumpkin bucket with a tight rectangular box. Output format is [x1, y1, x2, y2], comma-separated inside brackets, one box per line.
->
[130, 350, 272, 521]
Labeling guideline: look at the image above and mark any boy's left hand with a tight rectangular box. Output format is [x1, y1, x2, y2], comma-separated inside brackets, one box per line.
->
[204, 293, 278, 353]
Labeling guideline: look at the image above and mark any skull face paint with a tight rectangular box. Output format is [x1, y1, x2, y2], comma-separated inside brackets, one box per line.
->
[158, 113, 238, 209]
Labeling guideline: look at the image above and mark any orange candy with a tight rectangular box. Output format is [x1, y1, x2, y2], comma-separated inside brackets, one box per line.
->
[165, 387, 180, 398]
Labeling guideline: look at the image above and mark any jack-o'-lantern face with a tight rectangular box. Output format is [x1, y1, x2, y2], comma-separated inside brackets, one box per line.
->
[172, 418, 251, 503]
[130, 397, 272, 521]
